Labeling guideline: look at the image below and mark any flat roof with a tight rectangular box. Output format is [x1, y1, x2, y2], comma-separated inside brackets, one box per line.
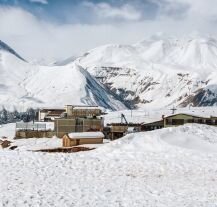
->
[68, 132, 104, 139]
[164, 113, 210, 119]
[73, 106, 101, 110]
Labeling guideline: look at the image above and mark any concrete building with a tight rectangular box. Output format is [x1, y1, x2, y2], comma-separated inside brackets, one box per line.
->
[65, 105, 102, 118]
[54, 117, 104, 138]
[38, 108, 65, 121]
[54, 105, 104, 138]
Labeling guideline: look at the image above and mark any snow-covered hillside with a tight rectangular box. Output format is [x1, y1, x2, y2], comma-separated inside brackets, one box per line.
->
[1, 124, 217, 206]
[77, 36, 217, 109]
[2, 37, 217, 111]
[0, 40, 125, 111]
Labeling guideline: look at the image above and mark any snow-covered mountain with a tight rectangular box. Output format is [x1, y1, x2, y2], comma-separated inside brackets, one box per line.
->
[76, 36, 217, 109]
[0, 40, 126, 111]
[1, 36, 217, 111]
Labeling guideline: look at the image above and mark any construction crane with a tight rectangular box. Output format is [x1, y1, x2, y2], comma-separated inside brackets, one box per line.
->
[121, 113, 128, 124]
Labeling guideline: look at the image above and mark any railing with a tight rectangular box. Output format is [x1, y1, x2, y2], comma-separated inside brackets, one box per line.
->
[16, 123, 47, 131]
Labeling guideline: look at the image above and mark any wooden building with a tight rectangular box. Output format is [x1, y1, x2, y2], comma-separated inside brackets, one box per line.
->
[62, 132, 104, 147]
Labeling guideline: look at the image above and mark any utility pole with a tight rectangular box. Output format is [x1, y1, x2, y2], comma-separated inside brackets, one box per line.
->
[170, 106, 177, 114]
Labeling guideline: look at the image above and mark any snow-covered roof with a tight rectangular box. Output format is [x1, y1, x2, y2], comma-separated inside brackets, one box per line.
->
[73, 106, 101, 110]
[68, 132, 104, 139]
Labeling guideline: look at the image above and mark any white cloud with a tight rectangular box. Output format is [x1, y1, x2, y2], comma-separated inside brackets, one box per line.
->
[83, 2, 141, 21]
[29, 0, 48, 4]
[0, 2, 217, 63]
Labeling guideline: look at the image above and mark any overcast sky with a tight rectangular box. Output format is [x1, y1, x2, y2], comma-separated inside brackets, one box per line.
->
[0, 0, 217, 62]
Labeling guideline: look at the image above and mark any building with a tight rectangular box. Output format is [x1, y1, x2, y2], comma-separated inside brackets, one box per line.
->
[65, 105, 102, 118]
[163, 113, 215, 127]
[15, 122, 55, 139]
[106, 123, 141, 140]
[54, 117, 104, 138]
[62, 132, 104, 147]
[38, 108, 65, 121]
[141, 113, 217, 131]
[141, 120, 164, 131]
[54, 105, 104, 137]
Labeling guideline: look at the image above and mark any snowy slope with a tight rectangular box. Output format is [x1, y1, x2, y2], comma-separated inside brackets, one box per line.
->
[77, 36, 217, 109]
[0, 40, 126, 111]
[2, 37, 217, 111]
[1, 124, 217, 206]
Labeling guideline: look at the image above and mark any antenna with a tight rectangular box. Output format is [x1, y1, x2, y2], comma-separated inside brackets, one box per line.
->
[170, 106, 177, 114]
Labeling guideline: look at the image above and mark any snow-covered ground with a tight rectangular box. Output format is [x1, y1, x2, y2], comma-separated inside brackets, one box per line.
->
[1, 123, 217, 206]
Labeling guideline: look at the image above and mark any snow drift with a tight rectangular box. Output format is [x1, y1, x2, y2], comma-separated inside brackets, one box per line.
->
[96, 124, 217, 154]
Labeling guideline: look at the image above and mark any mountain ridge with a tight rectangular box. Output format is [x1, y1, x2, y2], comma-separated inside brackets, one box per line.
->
[0, 40, 26, 62]
[1, 37, 217, 110]
[0, 40, 126, 111]
[76, 36, 217, 109]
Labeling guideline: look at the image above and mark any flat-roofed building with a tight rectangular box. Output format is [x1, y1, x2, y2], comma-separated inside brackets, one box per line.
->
[65, 105, 102, 118]
[38, 108, 65, 121]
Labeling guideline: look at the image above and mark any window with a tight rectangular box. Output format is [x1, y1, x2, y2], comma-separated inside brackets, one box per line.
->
[187, 119, 194, 123]
[166, 119, 172, 125]
[172, 119, 184, 125]
[206, 119, 212, 125]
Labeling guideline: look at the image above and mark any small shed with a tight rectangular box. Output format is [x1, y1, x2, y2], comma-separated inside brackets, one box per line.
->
[63, 131, 104, 147]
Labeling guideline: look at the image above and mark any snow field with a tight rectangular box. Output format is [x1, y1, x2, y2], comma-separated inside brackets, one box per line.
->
[1, 124, 217, 206]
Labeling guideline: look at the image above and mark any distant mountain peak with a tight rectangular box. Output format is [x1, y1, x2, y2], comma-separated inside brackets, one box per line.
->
[0, 40, 26, 61]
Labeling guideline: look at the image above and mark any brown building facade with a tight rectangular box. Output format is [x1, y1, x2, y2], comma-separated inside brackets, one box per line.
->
[62, 132, 104, 147]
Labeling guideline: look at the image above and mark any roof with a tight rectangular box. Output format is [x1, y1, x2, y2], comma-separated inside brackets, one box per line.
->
[67, 132, 104, 139]
[40, 108, 65, 113]
[164, 113, 210, 119]
[47, 111, 64, 116]
[142, 119, 164, 126]
[107, 123, 141, 126]
[73, 106, 101, 110]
